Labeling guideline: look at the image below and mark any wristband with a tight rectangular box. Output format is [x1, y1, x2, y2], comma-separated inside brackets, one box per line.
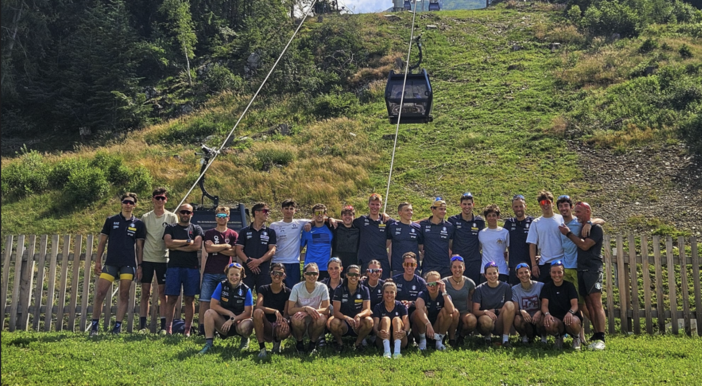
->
[545, 312, 551, 316]
[566, 231, 573, 237]
[441, 291, 448, 296]
[568, 309, 576, 315]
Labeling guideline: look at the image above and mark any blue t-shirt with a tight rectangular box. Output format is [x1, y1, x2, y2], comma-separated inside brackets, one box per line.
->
[301, 223, 334, 271]
[448, 214, 484, 262]
[333, 284, 370, 317]
[211, 282, 254, 307]
[503, 216, 533, 269]
[393, 273, 427, 302]
[561, 218, 582, 269]
[386, 221, 423, 272]
[419, 217, 454, 271]
[353, 215, 391, 264]
[373, 300, 408, 319]
[418, 290, 447, 320]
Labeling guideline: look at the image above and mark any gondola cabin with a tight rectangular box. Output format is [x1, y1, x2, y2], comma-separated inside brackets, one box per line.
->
[428, 0, 440, 11]
[404, 0, 412, 10]
[385, 69, 433, 124]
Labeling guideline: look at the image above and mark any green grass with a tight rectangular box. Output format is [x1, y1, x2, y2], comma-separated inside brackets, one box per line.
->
[2, 331, 700, 384]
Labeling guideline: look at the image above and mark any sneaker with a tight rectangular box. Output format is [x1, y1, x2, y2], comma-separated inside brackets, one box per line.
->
[272, 341, 282, 354]
[239, 337, 250, 350]
[521, 336, 529, 344]
[308, 341, 318, 355]
[435, 340, 447, 351]
[89, 329, 99, 337]
[317, 337, 327, 348]
[502, 341, 512, 348]
[360, 338, 368, 347]
[257, 348, 268, 359]
[572, 337, 581, 351]
[483, 337, 492, 346]
[418, 338, 427, 351]
[335, 342, 345, 354]
[383, 351, 392, 359]
[555, 335, 563, 350]
[198, 343, 213, 355]
[367, 335, 376, 345]
[296, 341, 306, 354]
[111, 325, 121, 335]
[393, 352, 402, 359]
[589, 340, 606, 351]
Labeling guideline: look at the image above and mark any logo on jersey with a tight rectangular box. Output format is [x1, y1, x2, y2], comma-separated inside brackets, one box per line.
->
[214, 235, 220, 243]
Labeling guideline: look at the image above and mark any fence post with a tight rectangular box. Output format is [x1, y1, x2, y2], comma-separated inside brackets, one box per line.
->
[616, 235, 628, 334]
[604, 235, 615, 334]
[641, 235, 653, 334]
[628, 233, 640, 334]
[678, 237, 691, 336]
[80, 235, 94, 333]
[67, 235, 83, 332]
[691, 237, 700, 335]
[45, 235, 60, 331]
[32, 235, 49, 331]
[666, 236, 678, 335]
[1, 235, 15, 330]
[653, 235, 665, 334]
[9, 235, 25, 332]
[56, 235, 72, 331]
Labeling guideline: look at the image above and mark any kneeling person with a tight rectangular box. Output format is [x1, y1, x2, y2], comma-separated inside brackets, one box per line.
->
[254, 263, 292, 359]
[329, 265, 373, 352]
[538, 260, 582, 350]
[473, 262, 516, 347]
[199, 263, 254, 354]
[373, 281, 410, 358]
[412, 271, 456, 351]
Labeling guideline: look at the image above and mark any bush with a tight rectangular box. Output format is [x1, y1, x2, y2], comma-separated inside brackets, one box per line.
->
[203, 63, 243, 94]
[48, 157, 90, 189]
[581, 0, 641, 38]
[91, 151, 130, 184]
[312, 92, 359, 118]
[126, 166, 154, 193]
[679, 114, 702, 155]
[679, 44, 693, 59]
[639, 38, 658, 54]
[64, 167, 110, 204]
[1, 148, 50, 197]
[255, 147, 295, 170]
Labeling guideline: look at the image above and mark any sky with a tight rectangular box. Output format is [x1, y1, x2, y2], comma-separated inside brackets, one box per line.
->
[339, 0, 394, 13]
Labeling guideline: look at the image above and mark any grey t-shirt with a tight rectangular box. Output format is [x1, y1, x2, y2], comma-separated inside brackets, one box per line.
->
[472, 281, 512, 311]
[511, 281, 544, 316]
[442, 276, 476, 314]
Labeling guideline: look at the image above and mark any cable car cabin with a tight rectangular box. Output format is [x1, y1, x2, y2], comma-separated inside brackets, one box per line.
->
[404, 0, 411, 10]
[385, 69, 433, 124]
[428, 0, 440, 11]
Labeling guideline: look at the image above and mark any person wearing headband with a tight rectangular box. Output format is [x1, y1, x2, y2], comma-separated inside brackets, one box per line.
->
[504, 194, 534, 285]
[538, 260, 581, 350]
[442, 255, 477, 348]
[236, 202, 278, 293]
[199, 263, 254, 354]
[448, 192, 485, 284]
[254, 263, 292, 359]
[478, 204, 510, 284]
[269, 199, 311, 289]
[472, 262, 516, 347]
[511, 263, 544, 344]
[419, 198, 454, 278]
[387, 202, 424, 277]
[526, 191, 565, 283]
[301, 203, 335, 280]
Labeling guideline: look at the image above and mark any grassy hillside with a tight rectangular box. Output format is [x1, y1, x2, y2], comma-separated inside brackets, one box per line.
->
[1, 3, 701, 236]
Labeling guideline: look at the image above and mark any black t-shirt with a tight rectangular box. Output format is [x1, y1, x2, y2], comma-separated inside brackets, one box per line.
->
[386, 221, 423, 271]
[361, 278, 385, 309]
[163, 223, 204, 268]
[333, 284, 370, 317]
[236, 224, 277, 259]
[577, 224, 604, 272]
[393, 273, 427, 302]
[373, 300, 408, 319]
[257, 284, 291, 323]
[504, 216, 533, 269]
[418, 217, 454, 271]
[100, 214, 146, 267]
[418, 290, 447, 320]
[321, 277, 343, 299]
[540, 281, 578, 320]
[353, 215, 391, 264]
[332, 224, 360, 256]
[448, 214, 484, 262]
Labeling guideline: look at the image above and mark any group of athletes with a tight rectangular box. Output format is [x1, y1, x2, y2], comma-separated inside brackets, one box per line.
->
[90, 187, 607, 359]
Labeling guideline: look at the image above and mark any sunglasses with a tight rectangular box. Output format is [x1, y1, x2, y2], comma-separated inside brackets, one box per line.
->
[558, 195, 571, 200]
[462, 192, 473, 198]
[367, 268, 382, 274]
[512, 194, 525, 201]
[451, 256, 464, 262]
[344, 205, 355, 211]
[515, 263, 530, 271]
[216, 213, 228, 218]
[346, 272, 360, 277]
[403, 262, 417, 268]
[314, 211, 325, 215]
[257, 209, 270, 214]
[329, 257, 342, 264]
[539, 200, 551, 206]
[227, 263, 243, 269]
[484, 261, 498, 270]
[180, 210, 193, 215]
[271, 271, 285, 277]
[122, 200, 135, 205]
[426, 282, 438, 287]
[304, 271, 319, 276]
[153, 196, 166, 201]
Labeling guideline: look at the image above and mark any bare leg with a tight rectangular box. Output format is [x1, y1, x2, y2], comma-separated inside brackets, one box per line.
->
[448, 310, 460, 340]
[309, 315, 327, 342]
[355, 317, 374, 345]
[165, 295, 179, 334]
[115, 279, 132, 322]
[253, 309, 270, 343]
[392, 317, 408, 348]
[461, 313, 478, 336]
[330, 318, 346, 345]
[199, 301, 210, 330]
[140, 283, 151, 320]
[91, 278, 112, 320]
[477, 315, 494, 337]
[183, 296, 195, 333]
[236, 319, 254, 337]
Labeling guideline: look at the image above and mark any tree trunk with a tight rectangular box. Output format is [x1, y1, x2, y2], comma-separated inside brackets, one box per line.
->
[182, 41, 193, 86]
[1, 2, 25, 90]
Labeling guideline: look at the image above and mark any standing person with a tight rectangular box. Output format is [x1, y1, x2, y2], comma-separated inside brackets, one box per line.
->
[236, 202, 277, 292]
[329, 265, 373, 352]
[472, 262, 516, 347]
[442, 256, 477, 348]
[301, 204, 334, 280]
[332, 205, 360, 272]
[504, 195, 534, 285]
[139, 188, 178, 334]
[559, 202, 607, 350]
[200, 207, 238, 335]
[448, 192, 485, 284]
[373, 281, 410, 359]
[419, 198, 454, 278]
[361, 260, 385, 311]
[163, 204, 204, 336]
[538, 261, 582, 350]
[412, 271, 456, 351]
[527, 191, 564, 283]
[511, 263, 544, 344]
[392, 252, 427, 319]
[478, 204, 510, 283]
[269, 199, 309, 289]
[253, 263, 291, 359]
[386, 202, 423, 277]
[288, 263, 330, 355]
[198, 263, 254, 354]
[90, 193, 146, 336]
[353, 193, 393, 278]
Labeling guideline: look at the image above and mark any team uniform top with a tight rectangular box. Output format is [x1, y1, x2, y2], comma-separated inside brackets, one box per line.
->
[577, 224, 604, 272]
[140, 210, 178, 263]
[361, 278, 385, 309]
[163, 223, 204, 269]
[203, 228, 238, 274]
[448, 214, 484, 263]
[211, 281, 254, 315]
[393, 273, 427, 302]
[301, 223, 334, 271]
[417, 290, 448, 321]
[373, 301, 408, 319]
[473, 281, 513, 310]
[321, 277, 344, 299]
[333, 284, 371, 317]
[269, 219, 308, 264]
[332, 224, 360, 266]
[560, 218, 582, 269]
[100, 214, 146, 267]
[525, 214, 565, 265]
[503, 216, 533, 270]
[386, 220, 423, 272]
[418, 217, 454, 271]
[236, 224, 277, 259]
[511, 281, 544, 316]
[540, 280, 578, 320]
[478, 227, 510, 274]
[353, 215, 391, 265]
[442, 276, 475, 314]
[258, 284, 291, 323]
[289, 281, 330, 309]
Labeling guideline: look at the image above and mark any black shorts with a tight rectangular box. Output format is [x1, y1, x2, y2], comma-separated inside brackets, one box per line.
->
[578, 269, 603, 296]
[141, 261, 167, 285]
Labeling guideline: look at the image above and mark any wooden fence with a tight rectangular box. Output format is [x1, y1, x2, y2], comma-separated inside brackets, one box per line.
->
[1, 234, 700, 335]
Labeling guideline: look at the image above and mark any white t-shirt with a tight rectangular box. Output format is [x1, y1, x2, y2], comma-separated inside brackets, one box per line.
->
[269, 219, 309, 264]
[141, 210, 179, 263]
[289, 281, 329, 308]
[478, 227, 509, 274]
[525, 214, 564, 265]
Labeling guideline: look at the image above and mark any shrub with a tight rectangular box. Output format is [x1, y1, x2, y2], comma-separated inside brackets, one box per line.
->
[203, 63, 243, 94]
[679, 44, 693, 59]
[65, 167, 110, 204]
[639, 38, 658, 54]
[90, 151, 130, 184]
[679, 114, 702, 155]
[255, 147, 295, 170]
[1, 148, 50, 197]
[126, 166, 154, 194]
[49, 157, 90, 189]
[312, 92, 359, 118]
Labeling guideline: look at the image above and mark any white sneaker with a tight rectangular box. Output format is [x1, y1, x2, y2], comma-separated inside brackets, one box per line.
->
[435, 341, 447, 351]
[521, 336, 529, 344]
[383, 351, 392, 359]
[589, 340, 606, 351]
[572, 337, 581, 350]
[239, 337, 250, 350]
[360, 338, 368, 347]
[393, 352, 402, 359]
[272, 341, 281, 354]
[418, 338, 427, 351]
[257, 348, 268, 359]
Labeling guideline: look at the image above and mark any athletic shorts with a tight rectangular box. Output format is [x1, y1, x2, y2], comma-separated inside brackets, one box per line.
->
[343, 320, 358, 337]
[221, 317, 248, 338]
[164, 267, 200, 297]
[427, 312, 439, 325]
[140, 261, 167, 285]
[200, 273, 227, 302]
[100, 265, 135, 282]
[578, 269, 603, 296]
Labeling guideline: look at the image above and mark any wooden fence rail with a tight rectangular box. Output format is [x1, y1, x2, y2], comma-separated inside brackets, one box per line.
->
[1, 234, 700, 335]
